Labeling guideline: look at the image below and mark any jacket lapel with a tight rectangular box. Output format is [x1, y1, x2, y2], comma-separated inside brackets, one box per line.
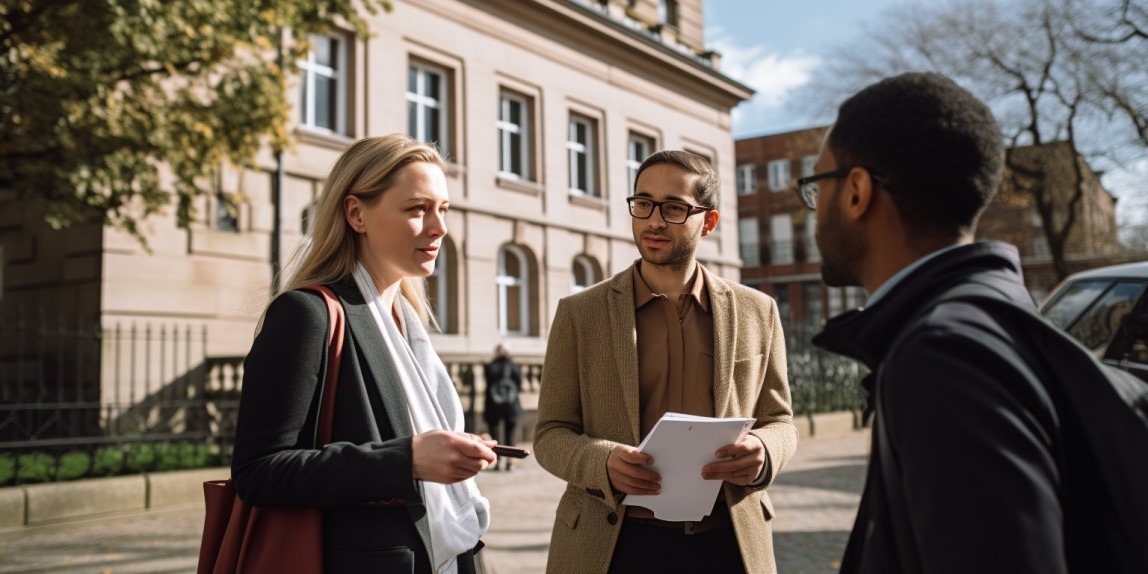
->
[330, 279, 415, 438]
[705, 268, 736, 418]
[606, 266, 642, 445]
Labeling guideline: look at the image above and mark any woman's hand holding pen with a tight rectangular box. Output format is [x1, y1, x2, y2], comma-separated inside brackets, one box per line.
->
[411, 430, 497, 484]
[607, 444, 661, 495]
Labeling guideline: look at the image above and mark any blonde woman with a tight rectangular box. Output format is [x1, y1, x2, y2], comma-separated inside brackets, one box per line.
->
[232, 134, 495, 574]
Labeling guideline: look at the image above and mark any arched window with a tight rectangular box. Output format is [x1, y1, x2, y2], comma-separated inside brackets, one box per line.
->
[497, 245, 531, 335]
[426, 236, 457, 333]
[571, 255, 601, 293]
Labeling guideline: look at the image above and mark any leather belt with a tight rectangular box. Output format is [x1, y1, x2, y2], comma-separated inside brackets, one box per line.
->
[624, 502, 733, 535]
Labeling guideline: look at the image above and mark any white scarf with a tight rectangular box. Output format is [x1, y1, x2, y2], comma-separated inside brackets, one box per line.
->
[353, 262, 490, 574]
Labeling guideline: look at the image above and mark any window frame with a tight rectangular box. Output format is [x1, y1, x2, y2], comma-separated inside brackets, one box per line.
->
[407, 61, 449, 151]
[738, 216, 760, 267]
[299, 32, 348, 135]
[567, 114, 598, 197]
[497, 90, 532, 181]
[627, 132, 654, 193]
[770, 213, 794, 265]
[768, 159, 791, 192]
[496, 244, 531, 335]
[737, 164, 757, 196]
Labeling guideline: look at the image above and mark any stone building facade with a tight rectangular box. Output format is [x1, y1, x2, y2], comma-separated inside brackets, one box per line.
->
[0, 0, 751, 412]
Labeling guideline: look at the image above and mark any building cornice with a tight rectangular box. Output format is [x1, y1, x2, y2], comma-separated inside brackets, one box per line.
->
[418, 0, 753, 109]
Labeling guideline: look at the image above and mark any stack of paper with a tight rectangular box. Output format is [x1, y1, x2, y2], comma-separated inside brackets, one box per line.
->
[623, 412, 754, 521]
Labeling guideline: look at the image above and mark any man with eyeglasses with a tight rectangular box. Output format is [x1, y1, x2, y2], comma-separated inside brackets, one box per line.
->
[534, 150, 796, 574]
[808, 72, 1111, 573]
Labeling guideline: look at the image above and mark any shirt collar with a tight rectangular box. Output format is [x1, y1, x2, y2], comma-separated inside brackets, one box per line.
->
[633, 261, 709, 311]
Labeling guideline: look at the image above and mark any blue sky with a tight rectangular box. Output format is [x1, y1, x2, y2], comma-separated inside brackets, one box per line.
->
[705, 0, 1148, 227]
[705, 0, 916, 138]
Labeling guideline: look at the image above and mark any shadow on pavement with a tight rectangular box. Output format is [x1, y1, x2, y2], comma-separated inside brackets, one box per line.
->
[774, 530, 850, 574]
[774, 460, 868, 495]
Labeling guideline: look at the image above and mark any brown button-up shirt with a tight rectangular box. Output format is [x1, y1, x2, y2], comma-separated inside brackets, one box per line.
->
[633, 262, 715, 441]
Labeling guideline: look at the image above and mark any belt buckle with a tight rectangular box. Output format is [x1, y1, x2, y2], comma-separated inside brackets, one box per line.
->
[684, 521, 695, 535]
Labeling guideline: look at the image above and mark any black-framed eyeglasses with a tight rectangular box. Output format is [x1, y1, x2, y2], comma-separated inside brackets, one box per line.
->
[626, 196, 711, 224]
[795, 167, 889, 210]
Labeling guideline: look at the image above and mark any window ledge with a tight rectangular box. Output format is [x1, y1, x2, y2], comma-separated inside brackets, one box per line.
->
[568, 193, 607, 211]
[296, 127, 356, 151]
[496, 175, 542, 196]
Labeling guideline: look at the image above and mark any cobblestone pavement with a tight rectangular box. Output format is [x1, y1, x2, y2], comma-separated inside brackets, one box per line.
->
[0, 430, 869, 573]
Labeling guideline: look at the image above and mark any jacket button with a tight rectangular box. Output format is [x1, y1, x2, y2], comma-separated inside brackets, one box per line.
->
[607, 512, 618, 525]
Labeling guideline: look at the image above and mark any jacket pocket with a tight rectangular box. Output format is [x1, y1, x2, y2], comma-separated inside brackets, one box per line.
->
[557, 496, 582, 529]
[759, 492, 776, 521]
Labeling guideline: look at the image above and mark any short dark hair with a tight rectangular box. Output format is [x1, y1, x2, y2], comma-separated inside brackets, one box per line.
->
[633, 150, 719, 209]
[828, 72, 1003, 237]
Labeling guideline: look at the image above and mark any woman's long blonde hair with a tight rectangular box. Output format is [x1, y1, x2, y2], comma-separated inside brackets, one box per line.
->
[274, 134, 447, 325]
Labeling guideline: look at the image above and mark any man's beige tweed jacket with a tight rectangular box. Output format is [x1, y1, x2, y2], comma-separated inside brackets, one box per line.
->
[534, 262, 798, 574]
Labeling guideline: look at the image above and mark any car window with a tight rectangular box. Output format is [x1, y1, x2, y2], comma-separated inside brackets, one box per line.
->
[1041, 280, 1112, 329]
[1065, 281, 1146, 352]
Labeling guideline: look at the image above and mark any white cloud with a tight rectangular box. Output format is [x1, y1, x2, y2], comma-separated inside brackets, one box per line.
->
[1106, 157, 1148, 227]
[707, 29, 821, 136]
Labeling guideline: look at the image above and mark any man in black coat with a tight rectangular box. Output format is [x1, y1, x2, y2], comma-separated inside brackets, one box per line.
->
[483, 344, 522, 471]
[805, 72, 1094, 573]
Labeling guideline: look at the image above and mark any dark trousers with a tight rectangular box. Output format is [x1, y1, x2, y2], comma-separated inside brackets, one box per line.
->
[484, 415, 517, 448]
[607, 521, 746, 574]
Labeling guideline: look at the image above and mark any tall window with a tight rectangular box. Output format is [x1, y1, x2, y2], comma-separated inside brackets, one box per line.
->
[427, 238, 455, 333]
[627, 132, 653, 192]
[803, 282, 824, 329]
[768, 160, 790, 192]
[572, 255, 599, 293]
[497, 245, 531, 335]
[568, 115, 598, 196]
[407, 63, 447, 149]
[770, 214, 793, 265]
[806, 212, 820, 263]
[738, 217, 759, 267]
[214, 193, 239, 232]
[498, 91, 531, 180]
[737, 165, 756, 196]
[801, 155, 818, 178]
[657, 0, 679, 26]
[299, 33, 347, 134]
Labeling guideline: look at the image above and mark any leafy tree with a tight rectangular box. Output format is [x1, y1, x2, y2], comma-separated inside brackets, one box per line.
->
[0, 0, 390, 241]
[794, 0, 1148, 280]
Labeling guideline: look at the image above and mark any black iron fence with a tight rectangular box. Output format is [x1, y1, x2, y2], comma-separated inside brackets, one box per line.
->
[785, 324, 869, 416]
[1, 306, 861, 487]
[0, 307, 242, 487]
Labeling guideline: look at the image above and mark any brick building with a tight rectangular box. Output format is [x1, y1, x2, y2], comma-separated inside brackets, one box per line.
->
[735, 127, 1131, 339]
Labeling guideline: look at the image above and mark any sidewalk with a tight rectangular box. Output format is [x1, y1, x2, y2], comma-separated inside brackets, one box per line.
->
[0, 430, 868, 573]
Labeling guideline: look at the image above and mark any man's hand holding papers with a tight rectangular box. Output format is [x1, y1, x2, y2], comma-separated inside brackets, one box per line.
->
[621, 412, 755, 521]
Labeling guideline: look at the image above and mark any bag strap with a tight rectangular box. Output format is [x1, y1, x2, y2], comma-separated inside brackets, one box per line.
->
[300, 285, 345, 447]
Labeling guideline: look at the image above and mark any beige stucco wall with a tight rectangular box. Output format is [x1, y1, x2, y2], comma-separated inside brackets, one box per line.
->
[11, 0, 748, 406]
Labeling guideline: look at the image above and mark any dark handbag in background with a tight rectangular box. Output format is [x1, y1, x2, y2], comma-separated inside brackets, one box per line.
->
[197, 285, 345, 574]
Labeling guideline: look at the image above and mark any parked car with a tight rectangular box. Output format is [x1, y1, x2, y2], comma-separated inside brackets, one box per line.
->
[1038, 261, 1148, 382]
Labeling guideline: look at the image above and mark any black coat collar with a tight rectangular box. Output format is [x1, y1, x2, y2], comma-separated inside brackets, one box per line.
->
[812, 241, 1032, 369]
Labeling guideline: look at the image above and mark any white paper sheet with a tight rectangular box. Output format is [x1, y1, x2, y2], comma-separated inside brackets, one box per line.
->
[622, 412, 755, 521]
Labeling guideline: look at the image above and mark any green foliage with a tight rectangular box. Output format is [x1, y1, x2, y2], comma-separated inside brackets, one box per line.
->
[0, 0, 391, 242]
[0, 443, 225, 486]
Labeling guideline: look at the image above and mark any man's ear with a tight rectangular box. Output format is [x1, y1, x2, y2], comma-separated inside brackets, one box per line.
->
[344, 195, 365, 233]
[701, 209, 720, 236]
[844, 167, 875, 220]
